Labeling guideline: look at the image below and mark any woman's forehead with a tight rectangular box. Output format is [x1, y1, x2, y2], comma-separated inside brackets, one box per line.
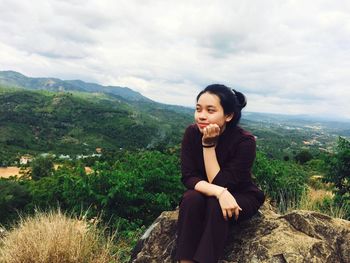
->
[197, 92, 221, 106]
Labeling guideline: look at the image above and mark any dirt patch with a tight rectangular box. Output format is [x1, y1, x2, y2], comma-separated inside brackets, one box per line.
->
[0, 167, 21, 178]
[0, 166, 93, 179]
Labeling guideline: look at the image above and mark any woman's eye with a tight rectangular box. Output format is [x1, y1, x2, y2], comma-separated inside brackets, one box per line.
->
[208, 109, 215, 113]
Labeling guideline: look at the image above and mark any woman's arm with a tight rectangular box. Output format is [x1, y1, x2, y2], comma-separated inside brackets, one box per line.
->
[201, 123, 221, 183]
[180, 125, 204, 189]
[211, 136, 256, 187]
[194, 180, 224, 197]
[201, 123, 256, 189]
[197, 124, 242, 221]
[203, 147, 220, 183]
[194, 180, 242, 221]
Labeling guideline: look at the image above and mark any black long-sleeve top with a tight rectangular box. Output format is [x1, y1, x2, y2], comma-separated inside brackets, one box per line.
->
[181, 124, 262, 194]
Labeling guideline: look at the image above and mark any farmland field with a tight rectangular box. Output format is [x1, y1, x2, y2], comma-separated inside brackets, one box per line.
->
[0, 167, 21, 178]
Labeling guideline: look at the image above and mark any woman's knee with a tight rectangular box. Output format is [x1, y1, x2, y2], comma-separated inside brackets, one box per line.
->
[205, 197, 223, 217]
[180, 190, 206, 210]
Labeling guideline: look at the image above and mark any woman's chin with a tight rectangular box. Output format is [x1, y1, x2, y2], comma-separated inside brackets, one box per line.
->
[196, 124, 207, 131]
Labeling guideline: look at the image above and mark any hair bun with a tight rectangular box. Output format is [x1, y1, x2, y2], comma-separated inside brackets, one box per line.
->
[232, 89, 247, 109]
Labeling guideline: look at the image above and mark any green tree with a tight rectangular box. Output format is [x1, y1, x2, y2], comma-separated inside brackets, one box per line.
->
[294, 149, 313, 164]
[24, 150, 183, 231]
[30, 156, 54, 180]
[253, 151, 308, 212]
[323, 137, 350, 218]
[0, 178, 31, 223]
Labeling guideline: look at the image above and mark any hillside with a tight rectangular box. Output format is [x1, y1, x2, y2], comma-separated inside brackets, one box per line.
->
[0, 70, 149, 102]
[0, 86, 192, 163]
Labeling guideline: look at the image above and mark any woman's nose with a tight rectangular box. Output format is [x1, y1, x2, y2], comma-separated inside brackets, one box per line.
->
[198, 112, 207, 120]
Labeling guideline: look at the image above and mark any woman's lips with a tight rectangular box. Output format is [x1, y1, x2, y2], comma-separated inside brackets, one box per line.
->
[197, 123, 209, 129]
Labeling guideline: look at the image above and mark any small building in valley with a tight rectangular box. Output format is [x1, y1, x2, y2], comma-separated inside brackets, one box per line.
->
[19, 155, 33, 165]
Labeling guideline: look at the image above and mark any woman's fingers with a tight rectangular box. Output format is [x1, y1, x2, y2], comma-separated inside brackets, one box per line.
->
[203, 126, 209, 137]
[234, 207, 240, 220]
[213, 125, 220, 135]
[218, 192, 242, 221]
[203, 124, 220, 137]
[222, 209, 228, 221]
[211, 124, 220, 136]
[221, 208, 240, 221]
[227, 209, 233, 219]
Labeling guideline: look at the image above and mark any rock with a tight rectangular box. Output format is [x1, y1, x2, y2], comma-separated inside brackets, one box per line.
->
[130, 202, 350, 263]
[0, 227, 6, 239]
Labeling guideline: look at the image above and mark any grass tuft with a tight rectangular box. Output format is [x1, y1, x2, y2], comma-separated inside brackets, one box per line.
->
[275, 187, 349, 219]
[0, 209, 118, 263]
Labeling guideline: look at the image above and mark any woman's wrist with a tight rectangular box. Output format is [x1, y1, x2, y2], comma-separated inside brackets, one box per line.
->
[216, 187, 227, 199]
[202, 143, 216, 148]
[202, 135, 219, 147]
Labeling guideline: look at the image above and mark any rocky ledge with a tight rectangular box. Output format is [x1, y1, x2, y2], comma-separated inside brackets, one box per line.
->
[0, 227, 6, 238]
[130, 202, 350, 263]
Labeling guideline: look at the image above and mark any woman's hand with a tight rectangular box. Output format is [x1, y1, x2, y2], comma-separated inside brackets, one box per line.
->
[202, 124, 220, 146]
[217, 189, 242, 221]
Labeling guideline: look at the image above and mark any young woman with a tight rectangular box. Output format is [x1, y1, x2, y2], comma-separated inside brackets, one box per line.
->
[175, 84, 265, 263]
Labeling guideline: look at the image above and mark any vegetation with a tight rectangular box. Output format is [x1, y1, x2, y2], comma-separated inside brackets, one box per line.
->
[0, 86, 192, 165]
[294, 149, 313, 164]
[0, 179, 31, 223]
[323, 137, 350, 218]
[30, 156, 55, 180]
[0, 210, 118, 263]
[253, 152, 309, 213]
[0, 150, 183, 229]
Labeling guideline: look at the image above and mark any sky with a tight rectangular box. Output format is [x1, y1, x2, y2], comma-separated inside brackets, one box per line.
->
[1, 0, 350, 120]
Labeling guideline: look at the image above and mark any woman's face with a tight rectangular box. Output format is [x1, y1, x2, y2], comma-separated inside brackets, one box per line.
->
[195, 92, 233, 132]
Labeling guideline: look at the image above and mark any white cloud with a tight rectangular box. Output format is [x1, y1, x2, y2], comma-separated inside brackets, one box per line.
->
[0, 0, 350, 119]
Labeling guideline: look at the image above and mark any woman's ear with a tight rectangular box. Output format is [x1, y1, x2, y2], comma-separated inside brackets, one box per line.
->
[225, 113, 234, 122]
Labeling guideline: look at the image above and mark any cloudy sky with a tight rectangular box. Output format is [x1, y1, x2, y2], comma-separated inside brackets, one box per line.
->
[1, 0, 350, 119]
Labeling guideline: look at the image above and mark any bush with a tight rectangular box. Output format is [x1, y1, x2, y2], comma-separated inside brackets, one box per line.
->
[294, 149, 313, 164]
[0, 179, 31, 223]
[323, 137, 350, 219]
[253, 151, 308, 213]
[24, 150, 183, 230]
[0, 210, 118, 263]
[90, 150, 183, 228]
[30, 156, 54, 180]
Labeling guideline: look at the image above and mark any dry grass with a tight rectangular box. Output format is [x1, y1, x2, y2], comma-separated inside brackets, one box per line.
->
[0, 210, 118, 263]
[299, 188, 334, 210]
[283, 187, 349, 219]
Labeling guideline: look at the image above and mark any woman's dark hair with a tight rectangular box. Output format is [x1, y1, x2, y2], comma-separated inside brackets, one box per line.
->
[196, 84, 247, 127]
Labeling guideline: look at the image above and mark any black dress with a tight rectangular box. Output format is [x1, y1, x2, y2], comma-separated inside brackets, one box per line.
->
[175, 124, 265, 263]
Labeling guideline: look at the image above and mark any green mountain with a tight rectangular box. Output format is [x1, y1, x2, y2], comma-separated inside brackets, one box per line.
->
[0, 70, 149, 102]
[0, 85, 193, 163]
[0, 70, 195, 117]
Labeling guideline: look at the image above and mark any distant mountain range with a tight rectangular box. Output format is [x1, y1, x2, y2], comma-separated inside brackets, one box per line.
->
[1, 70, 349, 124]
[0, 70, 150, 102]
[0, 70, 349, 164]
[0, 70, 195, 116]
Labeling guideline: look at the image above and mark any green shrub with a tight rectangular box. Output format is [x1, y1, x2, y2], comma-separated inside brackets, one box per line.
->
[294, 149, 313, 164]
[323, 137, 350, 219]
[253, 151, 308, 213]
[30, 156, 54, 180]
[24, 150, 183, 231]
[0, 178, 31, 223]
